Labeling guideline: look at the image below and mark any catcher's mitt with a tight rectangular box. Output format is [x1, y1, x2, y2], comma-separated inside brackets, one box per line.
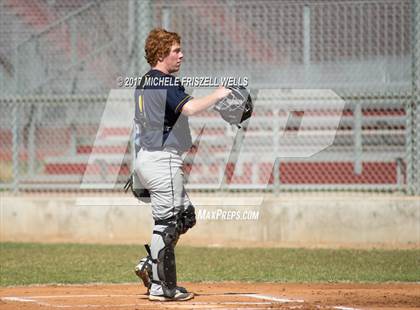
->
[214, 86, 253, 126]
[124, 172, 151, 203]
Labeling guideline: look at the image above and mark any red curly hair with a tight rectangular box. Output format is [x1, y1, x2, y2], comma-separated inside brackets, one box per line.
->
[145, 28, 181, 67]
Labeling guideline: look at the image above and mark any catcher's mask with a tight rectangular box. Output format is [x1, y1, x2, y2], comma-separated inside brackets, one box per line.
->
[214, 86, 253, 127]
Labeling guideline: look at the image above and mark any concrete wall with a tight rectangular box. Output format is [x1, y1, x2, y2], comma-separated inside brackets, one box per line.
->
[1, 193, 419, 248]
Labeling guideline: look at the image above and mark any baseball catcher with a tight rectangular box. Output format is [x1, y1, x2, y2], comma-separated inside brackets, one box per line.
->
[130, 28, 231, 302]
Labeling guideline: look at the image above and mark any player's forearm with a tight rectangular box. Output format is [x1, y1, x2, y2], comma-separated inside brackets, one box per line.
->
[181, 92, 221, 116]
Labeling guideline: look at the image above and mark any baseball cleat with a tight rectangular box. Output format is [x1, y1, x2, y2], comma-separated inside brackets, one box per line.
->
[148, 291, 194, 302]
[175, 286, 188, 294]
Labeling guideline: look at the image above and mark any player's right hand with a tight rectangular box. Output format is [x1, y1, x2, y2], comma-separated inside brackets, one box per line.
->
[214, 86, 232, 101]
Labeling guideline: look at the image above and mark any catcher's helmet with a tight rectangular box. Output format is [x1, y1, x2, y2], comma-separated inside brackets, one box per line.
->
[214, 86, 253, 126]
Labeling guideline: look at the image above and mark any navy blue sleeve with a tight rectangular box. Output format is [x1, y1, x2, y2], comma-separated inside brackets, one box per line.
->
[166, 82, 192, 114]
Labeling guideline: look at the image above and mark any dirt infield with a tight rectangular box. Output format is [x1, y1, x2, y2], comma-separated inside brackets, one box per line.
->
[0, 282, 419, 309]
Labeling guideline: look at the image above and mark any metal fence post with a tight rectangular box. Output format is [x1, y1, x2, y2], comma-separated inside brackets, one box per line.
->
[303, 5, 311, 84]
[162, 6, 171, 30]
[354, 102, 363, 175]
[12, 46, 21, 193]
[273, 107, 280, 195]
[70, 18, 78, 68]
[12, 102, 20, 193]
[414, 99, 420, 195]
[273, 159, 280, 196]
[138, 0, 152, 75]
[411, 0, 420, 195]
[27, 104, 38, 177]
[406, 95, 413, 194]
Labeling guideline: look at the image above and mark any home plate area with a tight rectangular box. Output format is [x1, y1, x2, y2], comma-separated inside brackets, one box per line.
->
[0, 293, 348, 310]
[1, 293, 307, 309]
[1, 282, 418, 309]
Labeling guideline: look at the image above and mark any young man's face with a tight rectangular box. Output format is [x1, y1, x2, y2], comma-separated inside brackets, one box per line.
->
[162, 43, 183, 74]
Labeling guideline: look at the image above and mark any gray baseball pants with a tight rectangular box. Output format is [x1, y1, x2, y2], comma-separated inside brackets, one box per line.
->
[134, 148, 191, 296]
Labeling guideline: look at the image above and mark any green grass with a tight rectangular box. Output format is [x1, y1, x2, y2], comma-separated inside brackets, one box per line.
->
[1, 243, 419, 286]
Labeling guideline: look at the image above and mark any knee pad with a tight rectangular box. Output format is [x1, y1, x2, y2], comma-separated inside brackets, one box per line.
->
[154, 225, 179, 295]
[177, 204, 196, 235]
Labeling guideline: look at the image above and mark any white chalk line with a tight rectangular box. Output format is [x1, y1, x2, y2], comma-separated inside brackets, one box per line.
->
[4, 294, 139, 299]
[240, 293, 304, 303]
[1, 293, 362, 309]
[241, 294, 361, 310]
[1, 296, 37, 303]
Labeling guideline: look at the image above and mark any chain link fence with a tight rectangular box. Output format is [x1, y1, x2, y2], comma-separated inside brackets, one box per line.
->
[0, 0, 418, 194]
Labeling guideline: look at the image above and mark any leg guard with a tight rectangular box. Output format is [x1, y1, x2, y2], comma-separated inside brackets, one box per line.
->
[152, 225, 179, 297]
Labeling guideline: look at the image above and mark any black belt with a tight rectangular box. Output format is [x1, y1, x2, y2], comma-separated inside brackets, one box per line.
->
[155, 215, 177, 226]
